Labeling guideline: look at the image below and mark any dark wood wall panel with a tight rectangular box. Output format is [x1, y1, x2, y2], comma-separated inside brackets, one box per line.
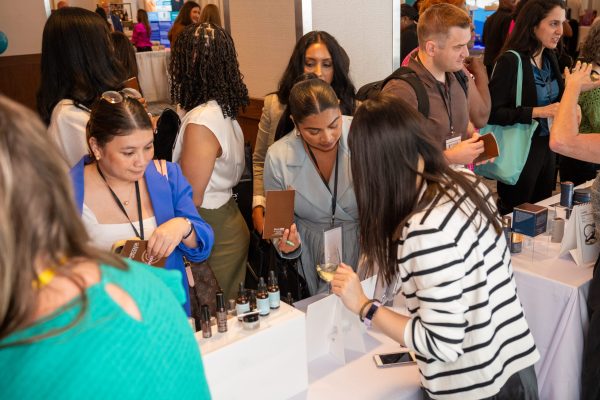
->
[237, 97, 263, 149]
[0, 54, 41, 111]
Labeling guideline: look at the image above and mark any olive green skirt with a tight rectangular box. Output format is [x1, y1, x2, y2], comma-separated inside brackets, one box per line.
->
[197, 197, 249, 301]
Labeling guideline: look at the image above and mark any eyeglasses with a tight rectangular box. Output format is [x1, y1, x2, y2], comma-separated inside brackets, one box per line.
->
[100, 88, 143, 104]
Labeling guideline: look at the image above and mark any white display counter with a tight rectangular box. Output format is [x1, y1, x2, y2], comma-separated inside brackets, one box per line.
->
[196, 302, 308, 400]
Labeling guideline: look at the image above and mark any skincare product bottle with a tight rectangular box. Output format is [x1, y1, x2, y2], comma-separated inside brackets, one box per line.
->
[256, 277, 270, 316]
[502, 216, 512, 247]
[268, 270, 280, 309]
[248, 289, 257, 311]
[284, 292, 294, 306]
[201, 304, 212, 338]
[216, 291, 228, 333]
[510, 232, 523, 254]
[236, 282, 250, 316]
[228, 299, 236, 316]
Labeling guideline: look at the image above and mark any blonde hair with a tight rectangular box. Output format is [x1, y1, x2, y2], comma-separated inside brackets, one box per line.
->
[199, 4, 221, 27]
[417, 3, 471, 48]
[0, 95, 125, 346]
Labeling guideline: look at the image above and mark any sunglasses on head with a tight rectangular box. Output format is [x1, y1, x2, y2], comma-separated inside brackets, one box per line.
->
[100, 88, 143, 104]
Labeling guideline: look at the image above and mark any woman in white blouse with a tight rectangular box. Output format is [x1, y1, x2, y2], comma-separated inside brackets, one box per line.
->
[169, 23, 250, 300]
[38, 7, 127, 167]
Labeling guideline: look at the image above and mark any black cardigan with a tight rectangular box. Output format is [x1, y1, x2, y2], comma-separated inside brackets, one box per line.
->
[488, 49, 564, 129]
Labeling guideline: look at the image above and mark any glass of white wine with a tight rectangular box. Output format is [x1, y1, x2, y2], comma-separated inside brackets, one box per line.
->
[316, 247, 341, 293]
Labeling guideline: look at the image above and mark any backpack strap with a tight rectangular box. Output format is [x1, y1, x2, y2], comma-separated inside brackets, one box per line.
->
[382, 67, 430, 118]
[453, 70, 469, 98]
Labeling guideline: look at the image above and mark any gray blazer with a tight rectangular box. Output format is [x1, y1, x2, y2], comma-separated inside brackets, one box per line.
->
[252, 94, 286, 209]
[264, 116, 359, 295]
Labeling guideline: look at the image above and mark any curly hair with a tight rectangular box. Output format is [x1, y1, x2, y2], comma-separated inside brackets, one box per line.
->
[169, 23, 249, 118]
[580, 22, 600, 65]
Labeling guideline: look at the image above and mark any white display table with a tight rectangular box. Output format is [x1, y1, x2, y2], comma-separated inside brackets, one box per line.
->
[510, 188, 593, 400]
[196, 302, 308, 400]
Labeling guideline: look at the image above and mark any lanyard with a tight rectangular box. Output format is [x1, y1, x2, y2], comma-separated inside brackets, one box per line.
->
[415, 54, 454, 136]
[96, 163, 144, 240]
[305, 142, 339, 228]
[435, 79, 454, 136]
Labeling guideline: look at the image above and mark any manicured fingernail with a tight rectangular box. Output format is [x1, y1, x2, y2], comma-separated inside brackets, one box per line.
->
[286, 240, 295, 247]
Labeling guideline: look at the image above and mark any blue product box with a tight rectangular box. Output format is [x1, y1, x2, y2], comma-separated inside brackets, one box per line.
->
[512, 203, 548, 237]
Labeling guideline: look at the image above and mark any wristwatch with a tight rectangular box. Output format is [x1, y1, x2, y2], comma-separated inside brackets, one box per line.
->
[364, 301, 381, 328]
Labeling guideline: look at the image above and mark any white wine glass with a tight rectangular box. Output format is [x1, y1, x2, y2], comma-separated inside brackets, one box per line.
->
[316, 247, 342, 292]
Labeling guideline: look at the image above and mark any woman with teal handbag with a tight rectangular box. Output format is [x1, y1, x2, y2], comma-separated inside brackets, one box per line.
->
[486, 0, 565, 215]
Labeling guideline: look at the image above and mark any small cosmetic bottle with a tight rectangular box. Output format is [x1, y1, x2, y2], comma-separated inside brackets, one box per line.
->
[502, 216, 512, 247]
[242, 312, 260, 331]
[510, 232, 523, 254]
[248, 289, 257, 311]
[216, 291, 228, 333]
[201, 304, 212, 339]
[227, 299, 237, 316]
[235, 282, 250, 316]
[267, 270, 280, 310]
[256, 277, 270, 316]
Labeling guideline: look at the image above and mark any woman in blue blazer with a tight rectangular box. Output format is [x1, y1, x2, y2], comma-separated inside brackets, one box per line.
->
[70, 92, 214, 314]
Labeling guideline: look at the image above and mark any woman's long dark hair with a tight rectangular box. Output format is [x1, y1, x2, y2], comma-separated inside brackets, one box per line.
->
[170, 23, 249, 117]
[111, 32, 138, 79]
[137, 9, 151, 37]
[501, 0, 565, 58]
[173, 1, 199, 26]
[276, 31, 355, 116]
[37, 7, 126, 124]
[348, 94, 502, 285]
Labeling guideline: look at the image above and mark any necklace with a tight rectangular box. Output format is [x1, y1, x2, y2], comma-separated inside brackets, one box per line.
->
[96, 163, 144, 240]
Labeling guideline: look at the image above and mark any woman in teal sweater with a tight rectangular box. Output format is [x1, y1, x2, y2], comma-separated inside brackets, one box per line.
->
[0, 95, 211, 399]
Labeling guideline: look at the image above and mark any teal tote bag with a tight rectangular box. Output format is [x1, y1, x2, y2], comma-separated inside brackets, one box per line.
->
[474, 50, 539, 185]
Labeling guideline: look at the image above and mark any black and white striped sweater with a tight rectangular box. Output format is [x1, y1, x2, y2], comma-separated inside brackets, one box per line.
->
[398, 173, 539, 399]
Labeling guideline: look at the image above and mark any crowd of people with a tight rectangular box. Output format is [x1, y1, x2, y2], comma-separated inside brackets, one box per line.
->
[2, 0, 600, 399]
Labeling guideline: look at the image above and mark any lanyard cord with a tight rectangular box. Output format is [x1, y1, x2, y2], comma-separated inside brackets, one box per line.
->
[96, 163, 144, 240]
[304, 142, 339, 227]
[435, 80, 454, 136]
[415, 54, 454, 136]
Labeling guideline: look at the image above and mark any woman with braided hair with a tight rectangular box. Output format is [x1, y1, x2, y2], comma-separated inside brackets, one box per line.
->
[169, 23, 250, 300]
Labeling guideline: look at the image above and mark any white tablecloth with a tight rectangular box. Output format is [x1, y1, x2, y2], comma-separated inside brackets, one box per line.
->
[135, 49, 171, 103]
[511, 191, 593, 400]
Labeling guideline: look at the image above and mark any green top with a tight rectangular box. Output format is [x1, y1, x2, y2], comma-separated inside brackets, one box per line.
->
[579, 87, 600, 133]
[0, 260, 211, 399]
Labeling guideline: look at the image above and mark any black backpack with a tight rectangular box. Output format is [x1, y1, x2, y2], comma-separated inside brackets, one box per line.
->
[356, 66, 469, 119]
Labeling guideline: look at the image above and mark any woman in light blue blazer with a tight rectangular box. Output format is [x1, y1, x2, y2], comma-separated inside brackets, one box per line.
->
[70, 93, 214, 314]
[264, 78, 359, 295]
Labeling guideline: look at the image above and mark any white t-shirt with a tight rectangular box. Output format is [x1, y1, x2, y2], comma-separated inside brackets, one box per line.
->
[172, 100, 244, 209]
[47, 99, 90, 167]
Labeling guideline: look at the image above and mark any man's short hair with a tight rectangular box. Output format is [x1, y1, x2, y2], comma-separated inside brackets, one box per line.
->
[417, 3, 471, 48]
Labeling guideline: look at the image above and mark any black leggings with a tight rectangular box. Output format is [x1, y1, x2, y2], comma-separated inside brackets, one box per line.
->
[497, 135, 556, 215]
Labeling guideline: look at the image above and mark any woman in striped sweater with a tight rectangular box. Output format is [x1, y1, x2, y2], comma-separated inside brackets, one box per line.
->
[332, 93, 540, 400]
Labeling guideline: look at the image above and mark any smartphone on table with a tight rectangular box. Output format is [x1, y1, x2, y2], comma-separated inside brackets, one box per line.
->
[373, 350, 417, 368]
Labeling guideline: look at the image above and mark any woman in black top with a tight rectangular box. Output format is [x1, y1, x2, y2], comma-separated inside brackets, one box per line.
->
[488, 0, 565, 214]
